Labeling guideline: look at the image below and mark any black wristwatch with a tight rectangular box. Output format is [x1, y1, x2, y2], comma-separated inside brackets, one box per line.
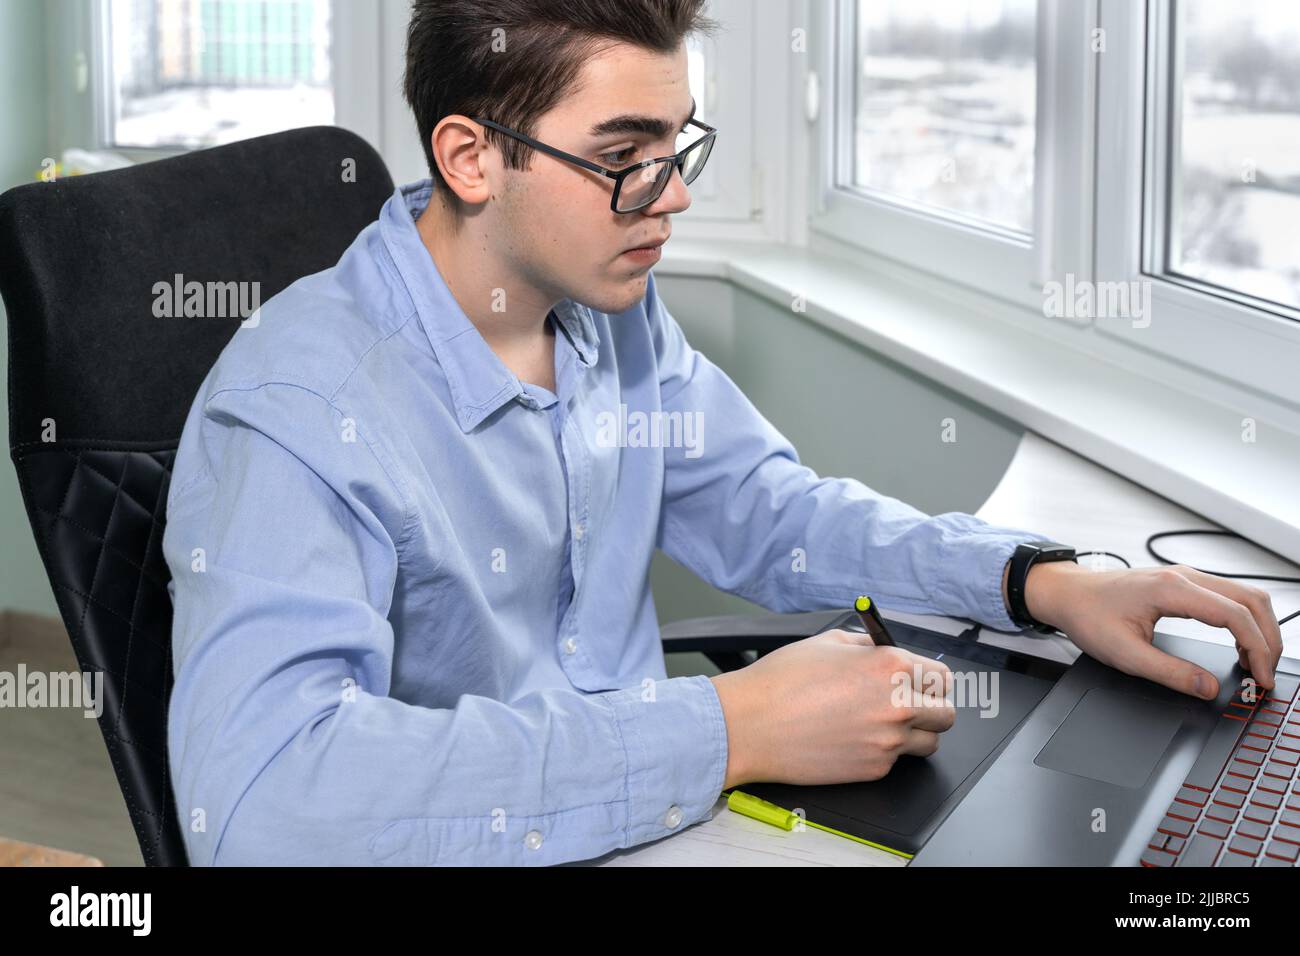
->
[1006, 541, 1077, 633]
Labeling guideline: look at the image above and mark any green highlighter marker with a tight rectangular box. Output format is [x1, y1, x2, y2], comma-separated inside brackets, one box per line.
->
[853, 594, 897, 647]
[725, 790, 913, 858]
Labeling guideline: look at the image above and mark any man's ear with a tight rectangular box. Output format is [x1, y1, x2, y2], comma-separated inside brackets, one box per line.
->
[431, 115, 494, 208]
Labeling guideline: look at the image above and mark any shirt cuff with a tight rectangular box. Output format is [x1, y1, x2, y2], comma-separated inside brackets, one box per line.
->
[940, 531, 1033, 633]
[600, 673, 728, 847]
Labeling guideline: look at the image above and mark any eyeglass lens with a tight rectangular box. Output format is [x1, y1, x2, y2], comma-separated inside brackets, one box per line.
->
[615, 132, 714, 212]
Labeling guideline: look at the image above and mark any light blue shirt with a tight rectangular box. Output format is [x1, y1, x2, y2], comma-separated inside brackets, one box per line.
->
[163, 178, 1042, 866]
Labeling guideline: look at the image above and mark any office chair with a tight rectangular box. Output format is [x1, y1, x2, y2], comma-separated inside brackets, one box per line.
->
[0, 125, 852, 867]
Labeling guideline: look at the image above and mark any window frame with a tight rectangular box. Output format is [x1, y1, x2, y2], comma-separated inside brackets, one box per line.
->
[1093, 0, 1300, 413]
[89, 0, 382, 160]
[810, 0, 1099, 313]
[808, 0, 1300, 421]
[670, 0, 754, 222]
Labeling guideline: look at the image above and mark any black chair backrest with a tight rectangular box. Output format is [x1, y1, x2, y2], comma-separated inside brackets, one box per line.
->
[0, 126, 395, 865]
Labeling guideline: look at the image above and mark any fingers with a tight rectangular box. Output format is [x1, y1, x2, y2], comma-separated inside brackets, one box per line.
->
[1159, 568, 1276, 690]
[1176, 566, 1283, 675]
[904, 687, 956, 733]
[884, 652, 955, 730]
[900, 726, 941, 758]
[909, 655, 955, 697]
[1107, 636, 1220, 700]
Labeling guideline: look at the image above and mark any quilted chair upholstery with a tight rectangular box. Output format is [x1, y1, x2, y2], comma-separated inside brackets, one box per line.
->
[0, 126, 394, 865]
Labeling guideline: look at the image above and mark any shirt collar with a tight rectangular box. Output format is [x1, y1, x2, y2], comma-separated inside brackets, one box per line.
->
[379, 179, 601, 433]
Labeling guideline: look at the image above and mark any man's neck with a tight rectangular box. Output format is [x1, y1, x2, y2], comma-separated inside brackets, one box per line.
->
[415, 196, 554, 347]
[415, 196, 558, 390]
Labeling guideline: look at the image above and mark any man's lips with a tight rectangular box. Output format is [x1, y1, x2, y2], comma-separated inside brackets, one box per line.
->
[624, 237, 668, 253]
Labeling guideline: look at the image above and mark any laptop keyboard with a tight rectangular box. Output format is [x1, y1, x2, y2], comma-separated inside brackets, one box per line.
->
[1141, 672, 1300, 866]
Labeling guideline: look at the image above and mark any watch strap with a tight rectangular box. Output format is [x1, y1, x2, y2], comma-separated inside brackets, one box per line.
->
[1007, 541, 1077, 633]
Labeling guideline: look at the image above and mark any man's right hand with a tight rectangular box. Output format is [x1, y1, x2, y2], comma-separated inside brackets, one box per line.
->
[709, 628, 957, 789]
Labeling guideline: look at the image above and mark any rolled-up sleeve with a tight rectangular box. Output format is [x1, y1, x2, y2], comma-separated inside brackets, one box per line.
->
[646, 272, 1042, 632]
[164, 381, 727, 866]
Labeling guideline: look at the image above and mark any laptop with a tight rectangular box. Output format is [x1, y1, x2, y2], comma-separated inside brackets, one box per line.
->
[732, 611, 1300, 866]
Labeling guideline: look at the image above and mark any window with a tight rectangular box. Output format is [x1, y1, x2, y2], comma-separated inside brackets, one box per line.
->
[1099, 0, 1300, 413]
[812, 0, 1084, 311]
[1154, 0, 1300, 312]
[851, 0, 1037, 235]
[812, 0, 1299, 411]
[101, 0, 334, 150]
[684, 29, 718, 201]
[671, 0, 756, 224]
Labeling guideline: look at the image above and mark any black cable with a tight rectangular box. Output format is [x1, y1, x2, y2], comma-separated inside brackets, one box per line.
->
[1084, 529, 1300, 627]
[1144, 530, 1300, 585]
[1143, 530, 1300, 627]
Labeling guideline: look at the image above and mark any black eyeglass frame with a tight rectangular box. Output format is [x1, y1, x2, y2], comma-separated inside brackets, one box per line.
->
[470, 114, 718, 213]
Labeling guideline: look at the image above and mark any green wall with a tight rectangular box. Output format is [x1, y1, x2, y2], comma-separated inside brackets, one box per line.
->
[1, 0, 60, 616]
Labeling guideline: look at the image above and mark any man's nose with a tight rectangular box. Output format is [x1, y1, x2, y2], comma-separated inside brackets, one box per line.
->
[646, 164, 692, 215]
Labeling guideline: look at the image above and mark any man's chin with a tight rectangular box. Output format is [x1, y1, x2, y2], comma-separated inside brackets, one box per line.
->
[582, 273, 650, 315]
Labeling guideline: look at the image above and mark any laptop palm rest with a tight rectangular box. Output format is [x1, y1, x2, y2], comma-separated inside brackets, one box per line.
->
[1034, 687, 1186, 788]
[910, 630, 1261, 865]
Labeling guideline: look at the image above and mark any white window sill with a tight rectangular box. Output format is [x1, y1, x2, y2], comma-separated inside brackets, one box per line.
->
[656, 238, 1300, 566]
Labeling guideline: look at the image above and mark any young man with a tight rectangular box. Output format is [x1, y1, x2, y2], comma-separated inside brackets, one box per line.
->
[163, 0, 1283, 865]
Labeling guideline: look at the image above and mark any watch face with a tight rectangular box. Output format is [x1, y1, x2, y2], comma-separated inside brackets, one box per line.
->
[1033, 541, 1075, 558]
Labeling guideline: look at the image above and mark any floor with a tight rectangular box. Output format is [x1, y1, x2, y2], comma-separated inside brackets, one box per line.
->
[0, 609, 144, 866]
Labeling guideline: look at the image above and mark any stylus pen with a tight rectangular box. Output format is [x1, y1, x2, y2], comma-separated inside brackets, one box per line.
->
[853, 594, 897, 647]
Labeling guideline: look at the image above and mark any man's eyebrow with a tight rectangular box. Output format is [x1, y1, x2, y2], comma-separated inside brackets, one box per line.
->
[588, 97, 697, 139]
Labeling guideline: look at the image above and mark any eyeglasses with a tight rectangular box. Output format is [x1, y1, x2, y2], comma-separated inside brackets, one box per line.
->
[470, 114, 717, 214]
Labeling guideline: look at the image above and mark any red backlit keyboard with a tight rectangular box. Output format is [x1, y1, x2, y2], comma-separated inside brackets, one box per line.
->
[1141, 672, 1300, 866]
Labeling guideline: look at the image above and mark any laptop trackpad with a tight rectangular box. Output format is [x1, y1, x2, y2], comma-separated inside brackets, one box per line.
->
[1034, 687, 1186, 789]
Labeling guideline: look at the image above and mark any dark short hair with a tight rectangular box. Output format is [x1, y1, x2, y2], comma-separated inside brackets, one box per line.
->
[402, 0, 718, 222]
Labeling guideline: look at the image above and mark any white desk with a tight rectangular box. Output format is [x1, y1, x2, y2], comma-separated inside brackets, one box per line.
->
[587, 430, 1300, 866]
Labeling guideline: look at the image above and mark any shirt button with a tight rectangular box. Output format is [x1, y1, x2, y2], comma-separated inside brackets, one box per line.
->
[524, 829, 544, 850]
[573, 522, 585, 539]
[562, 637, 578, 655]
[664, 805, 684, 829]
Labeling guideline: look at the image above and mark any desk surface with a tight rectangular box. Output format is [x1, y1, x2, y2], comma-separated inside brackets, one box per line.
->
[588, 430, 1300, 866]
[0, 837, 103, 867]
